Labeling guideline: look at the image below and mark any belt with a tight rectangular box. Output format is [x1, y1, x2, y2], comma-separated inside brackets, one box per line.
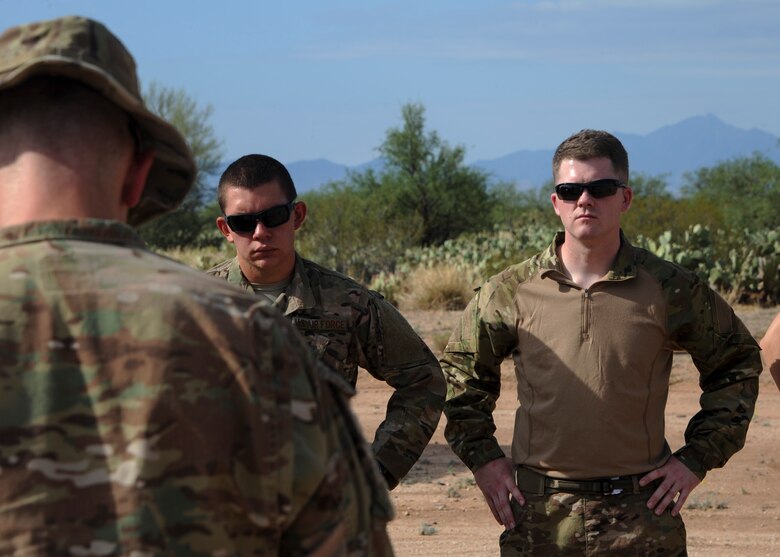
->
[516, 466, 650, 496]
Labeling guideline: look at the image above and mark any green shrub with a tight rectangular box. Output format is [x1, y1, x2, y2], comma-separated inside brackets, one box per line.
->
[162, 222, 780, 308]
[637, 225, 780, 305]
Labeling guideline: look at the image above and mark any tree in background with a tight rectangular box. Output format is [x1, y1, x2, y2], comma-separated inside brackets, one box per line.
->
[297, 176, 423, 281]
[374, 102, 492, 245]
[298, 102, 493, 279]
[621, 174, 723, 242]
[681, 153, 780, 233]
[138, 81, 225, 249]
[488, 181, 558, 231]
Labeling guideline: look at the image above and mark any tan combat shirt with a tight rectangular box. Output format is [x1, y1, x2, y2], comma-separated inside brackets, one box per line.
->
[443, 232, 762, 480]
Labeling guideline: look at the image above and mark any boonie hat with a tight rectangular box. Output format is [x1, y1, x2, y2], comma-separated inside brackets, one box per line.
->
[0, 15, 196, 225]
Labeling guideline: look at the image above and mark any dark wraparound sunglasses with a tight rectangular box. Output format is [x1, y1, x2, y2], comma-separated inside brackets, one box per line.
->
[554, 179, 625, 201]
[225, 201, 295, 233]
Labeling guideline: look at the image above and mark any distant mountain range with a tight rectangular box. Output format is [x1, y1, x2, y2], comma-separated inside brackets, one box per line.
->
[276, 115, 780, 195]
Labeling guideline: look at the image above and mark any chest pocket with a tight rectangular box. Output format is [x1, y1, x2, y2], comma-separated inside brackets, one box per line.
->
[291, 315, 356, 384]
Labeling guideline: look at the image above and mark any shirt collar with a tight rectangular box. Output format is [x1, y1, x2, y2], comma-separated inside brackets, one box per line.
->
[277, 255, 318, 314]
[228, 254, 318, 312]
[0, 219, 146, 249]
[539, 230, 637, 282]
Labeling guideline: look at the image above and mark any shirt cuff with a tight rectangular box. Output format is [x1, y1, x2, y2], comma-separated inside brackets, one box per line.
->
[461, 443, 506, 473]
[673, 445, 708, 480]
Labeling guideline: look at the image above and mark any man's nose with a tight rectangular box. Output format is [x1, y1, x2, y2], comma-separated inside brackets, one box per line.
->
[251, 220, 272, 237]
[577, 188, 595, 205]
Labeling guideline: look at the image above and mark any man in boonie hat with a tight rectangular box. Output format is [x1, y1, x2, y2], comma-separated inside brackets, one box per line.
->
[0, 14, 195, 224]
[0, 15, 394, 555]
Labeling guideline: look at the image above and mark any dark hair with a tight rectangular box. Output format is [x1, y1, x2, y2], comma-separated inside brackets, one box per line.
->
[217, 154, 297, 212]
[552, 129, 629, 184]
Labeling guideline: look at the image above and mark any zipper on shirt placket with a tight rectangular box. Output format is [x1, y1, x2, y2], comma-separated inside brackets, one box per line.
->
[581, 289, 592, 340]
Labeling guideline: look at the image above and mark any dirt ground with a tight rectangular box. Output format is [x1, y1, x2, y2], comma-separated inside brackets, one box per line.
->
[352, 305, 780, 556]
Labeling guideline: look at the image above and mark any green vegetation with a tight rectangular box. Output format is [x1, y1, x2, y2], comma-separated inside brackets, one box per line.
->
[641, 225, 780, 305]
[298, 102, 496, 281]
[297, 179, 422, 282]
[154, 97, 780, 309]
[138, 81, 224, 250]
[682, 153, 780, 232]
[376, 103, 492, 245]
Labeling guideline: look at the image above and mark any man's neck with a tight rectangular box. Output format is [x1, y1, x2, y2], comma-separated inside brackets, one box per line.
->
[0, 154, 124, 227]
[557, 233, 621, 290]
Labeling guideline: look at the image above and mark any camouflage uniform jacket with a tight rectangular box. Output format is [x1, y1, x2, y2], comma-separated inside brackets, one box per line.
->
[207, 255, 446, 486]
[442, 231, 762, 480]
[0, 220, 393, 556]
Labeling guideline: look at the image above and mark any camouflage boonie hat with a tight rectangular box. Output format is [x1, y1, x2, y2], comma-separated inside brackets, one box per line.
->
[0, 15, 196, 225]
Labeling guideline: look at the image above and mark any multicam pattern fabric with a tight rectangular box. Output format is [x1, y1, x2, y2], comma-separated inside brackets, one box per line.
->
[0, 220, 393, 556]
[443, 232, 761, 480]
[208, 256, 445, 486]
[500, 490, 687, 556]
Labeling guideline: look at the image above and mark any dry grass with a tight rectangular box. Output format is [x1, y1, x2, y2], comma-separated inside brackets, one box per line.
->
[159, 245, 232, 271]
[397, 265, 475, 311]
[430, 331, 451, 354]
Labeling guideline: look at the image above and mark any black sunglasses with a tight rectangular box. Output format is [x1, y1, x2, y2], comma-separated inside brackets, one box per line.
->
[554, 179, 625, 201]
[225, 201, 295, 233]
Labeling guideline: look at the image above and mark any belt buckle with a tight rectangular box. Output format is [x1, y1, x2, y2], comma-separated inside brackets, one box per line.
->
[604, 477, 623, 496]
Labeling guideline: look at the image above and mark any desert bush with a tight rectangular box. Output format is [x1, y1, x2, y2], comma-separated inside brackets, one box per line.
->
[297, 180, 423, 282]
[402, 224, 556, 281]
[159, 244, 233, 271]
[682, 153, 780, 233]
[369, 270, 405, 306]
[397, 265, 476, 311]
[160, 220, 780, 308]
[138, 83, 224, 250]
[637, 225, 780, 305]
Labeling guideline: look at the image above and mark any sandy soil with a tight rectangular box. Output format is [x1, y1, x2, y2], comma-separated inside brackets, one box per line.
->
[352, 306, 780, 556]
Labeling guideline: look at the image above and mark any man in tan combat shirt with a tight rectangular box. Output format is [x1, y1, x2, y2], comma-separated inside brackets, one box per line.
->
[442, 129, 762, 556]
[208, 154, 446, 490]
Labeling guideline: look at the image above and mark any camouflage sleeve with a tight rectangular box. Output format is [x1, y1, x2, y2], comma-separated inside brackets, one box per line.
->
[356, 295, 446, 487]
[257, 309, 394, 556]
[315, 365, 396, 556]
[441, 280, 518, 472]
[667, 279, 763, 479]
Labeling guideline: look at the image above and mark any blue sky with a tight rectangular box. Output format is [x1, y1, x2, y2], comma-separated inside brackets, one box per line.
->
[5, 0, 780, 166]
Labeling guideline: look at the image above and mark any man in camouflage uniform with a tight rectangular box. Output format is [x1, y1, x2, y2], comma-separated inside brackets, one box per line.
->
[0, 16, 393, 556]
[207, 154, 445, 489]
[442, 129, 762, 555]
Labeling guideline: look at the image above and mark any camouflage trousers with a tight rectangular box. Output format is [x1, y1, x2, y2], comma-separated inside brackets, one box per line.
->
[499, 489, 687, 556]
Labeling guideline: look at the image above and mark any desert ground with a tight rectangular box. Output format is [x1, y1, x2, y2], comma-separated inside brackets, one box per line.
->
[352, 306, 780, 556]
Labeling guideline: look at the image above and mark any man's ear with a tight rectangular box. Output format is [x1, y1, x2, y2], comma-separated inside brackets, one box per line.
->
[216, 215, 234, 243]
[293, 201, 307, 230]
[551, 192, 562, 216]
[621, 186, 634, 212]
[121, 149, 155, 208]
